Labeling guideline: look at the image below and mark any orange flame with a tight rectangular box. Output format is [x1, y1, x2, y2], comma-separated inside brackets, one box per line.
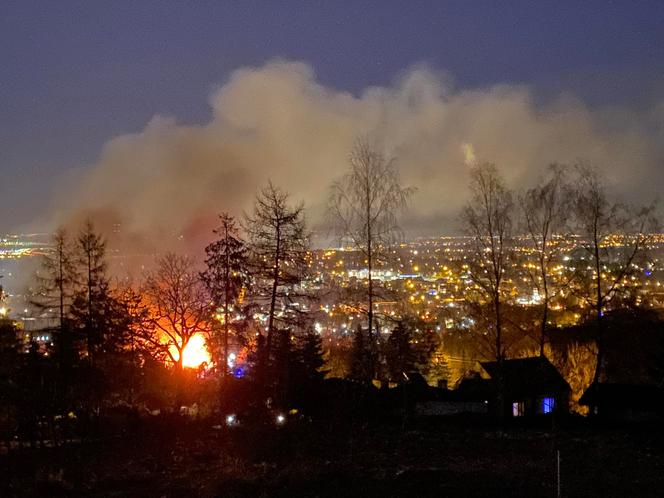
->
[171, 334, 211, 369]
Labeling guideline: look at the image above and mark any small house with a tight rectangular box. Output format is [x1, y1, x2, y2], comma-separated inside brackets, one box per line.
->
[480, 357, 571, 418]
[401, 373, 489, 417]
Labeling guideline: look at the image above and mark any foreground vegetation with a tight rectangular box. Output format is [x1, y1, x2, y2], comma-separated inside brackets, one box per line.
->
[2, 415, 663, 497]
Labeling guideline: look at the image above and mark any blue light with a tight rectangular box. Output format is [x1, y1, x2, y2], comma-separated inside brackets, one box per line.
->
[542, 397, 555, 414]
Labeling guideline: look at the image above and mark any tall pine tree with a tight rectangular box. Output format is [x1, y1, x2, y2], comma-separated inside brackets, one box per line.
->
[384, 322, 418, 383]
[349, 323, 373, 384]
[200, 213, 249, 377]
[32, 228, 79, 370]
[71, 220, 110, 364]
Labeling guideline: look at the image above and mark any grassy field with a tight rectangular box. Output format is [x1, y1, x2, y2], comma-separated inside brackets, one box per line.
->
[2, 417, 663, 497]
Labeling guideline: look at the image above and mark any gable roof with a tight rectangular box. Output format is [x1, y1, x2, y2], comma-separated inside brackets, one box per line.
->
[480, 357, 571, 398]
[455, 374, 494, 401]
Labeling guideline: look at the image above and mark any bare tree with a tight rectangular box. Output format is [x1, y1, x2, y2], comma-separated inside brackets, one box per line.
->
[200, 213, 249, 377]
[570, 165, 658, 386]
[244, 182, 308, 365]
[461, 163, 514, 362]
[328, 138, 413, 342]
[520, 165, 570, 356]
[139, 253, 212, 370]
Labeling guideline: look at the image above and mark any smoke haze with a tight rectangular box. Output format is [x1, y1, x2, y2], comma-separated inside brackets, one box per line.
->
[45, 59, 664, 257]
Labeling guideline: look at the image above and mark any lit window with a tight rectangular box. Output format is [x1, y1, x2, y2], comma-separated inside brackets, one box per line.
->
[542, 397, 555, 414]
[512, 402, 524, 417]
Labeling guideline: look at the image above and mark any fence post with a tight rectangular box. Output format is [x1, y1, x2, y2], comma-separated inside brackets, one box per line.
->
[557, 449, 561, 498]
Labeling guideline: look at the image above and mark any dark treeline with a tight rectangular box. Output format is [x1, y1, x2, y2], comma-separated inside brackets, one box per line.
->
[1, 141, 663, 452]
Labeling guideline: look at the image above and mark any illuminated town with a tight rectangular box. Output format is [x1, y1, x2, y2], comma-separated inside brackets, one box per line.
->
[310, 234, 664, 328]
[3, 3, 664, 496]
[4, 231, 664, 385]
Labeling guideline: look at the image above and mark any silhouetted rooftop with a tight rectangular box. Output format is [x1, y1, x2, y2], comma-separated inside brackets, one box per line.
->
[481, 356, 571, 398]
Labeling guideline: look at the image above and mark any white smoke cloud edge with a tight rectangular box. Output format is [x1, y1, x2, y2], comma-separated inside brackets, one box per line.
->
[42, 59, 664, 268]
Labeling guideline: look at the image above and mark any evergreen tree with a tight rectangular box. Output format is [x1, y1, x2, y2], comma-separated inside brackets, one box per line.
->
[349, 323, 373, 383]
[96, 287, 146, 405]
[426, 345, 451, 388]
[298, 332, 327, 384]
[200, 213, 249, 377]
[273, 328, 293, 406]
[16, 340, 58, 447]
[0, 318, 21, 445]
[31, 228, 80, 421]
[384, 322, 418, 382]
[71, 220, 109, 364]
[32, 227, 79, 368]
[285, 331, 328, 415]
[247, 332, 267, 379]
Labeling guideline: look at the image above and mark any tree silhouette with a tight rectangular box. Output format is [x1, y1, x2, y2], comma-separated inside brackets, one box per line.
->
[32, 228, 79, 368]
[329, 138, 413, 349]
[244, 182, 308, 371]
[520, 164, 571, 355]
[139, 253, 212, 370]
[384, 321, 417, 383]
[349, 323, 374, 384]
[201, 213, 249, 377]
[461, 163, 515, 362]
[570, 165, 658, 385]
[71, 220, 109, 364]
[461, 162, 515, 418]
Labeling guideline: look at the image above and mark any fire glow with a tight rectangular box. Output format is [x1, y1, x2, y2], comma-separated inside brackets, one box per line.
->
[172, 334, 211, 369]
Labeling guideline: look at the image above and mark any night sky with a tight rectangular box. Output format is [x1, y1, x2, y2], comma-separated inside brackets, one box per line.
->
[2, 1, 664, 233]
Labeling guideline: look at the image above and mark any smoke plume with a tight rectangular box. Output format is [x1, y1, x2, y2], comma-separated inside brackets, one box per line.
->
[48, 59, 664, 260]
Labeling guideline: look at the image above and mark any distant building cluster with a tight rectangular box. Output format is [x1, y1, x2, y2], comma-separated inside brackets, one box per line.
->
[2, 231, 664, 384]
[0, 234, 51, 259]
[307, 234, 664, 331]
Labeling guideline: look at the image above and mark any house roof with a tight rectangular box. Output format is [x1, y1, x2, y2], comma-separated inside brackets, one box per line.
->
[579, 382, 664, 410]
[455, 374, 494, 401]
[480, 357, 571, 399]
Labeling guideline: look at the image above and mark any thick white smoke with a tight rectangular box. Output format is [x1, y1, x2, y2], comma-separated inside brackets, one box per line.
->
[48, 59, 663, 258]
